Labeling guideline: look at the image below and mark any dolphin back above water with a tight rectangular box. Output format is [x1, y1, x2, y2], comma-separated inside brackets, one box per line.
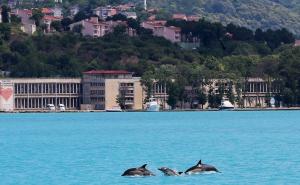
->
[185, 160, 220, 174]
[158, 167, 183, 176]
[122, 164, 155, 176]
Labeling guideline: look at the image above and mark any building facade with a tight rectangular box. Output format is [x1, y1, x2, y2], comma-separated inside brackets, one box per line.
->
[0, 78, 82, 112]
[141, 20, 181, 43]
[242, 78, 281, 107]
[93, 6, 117, 20]
[295, 40, 300, 47]
[70, 17, 109, 37]
[81, 70, 144, 110]
[12, 9, 36, 35]
[179, 78, 281, 109]
[0, 72, 281, 112]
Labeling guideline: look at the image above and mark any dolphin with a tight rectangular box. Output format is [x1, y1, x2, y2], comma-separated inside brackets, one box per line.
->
[158, 167, 183, 176]
[185, 160, 220, 174]
[121, 164, 155, 176]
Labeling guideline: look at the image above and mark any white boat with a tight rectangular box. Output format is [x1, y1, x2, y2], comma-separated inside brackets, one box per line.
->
[58, 104, 66, 112]
[146, 97, 160, 112]
[106, 106, 122, 112]
[219, 99, 234, 110]
[46, 104, 56, 111]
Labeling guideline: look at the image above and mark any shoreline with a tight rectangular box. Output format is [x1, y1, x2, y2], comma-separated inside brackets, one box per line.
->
[1, 107, 300, 113]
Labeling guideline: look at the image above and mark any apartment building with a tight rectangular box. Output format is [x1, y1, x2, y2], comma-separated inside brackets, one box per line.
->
[70, 17, 109, 37]
[93, 6, 117, 20]
[12, 9, 36, 35]
[81, 70, 143, 110]
[141, 20, 181, 43]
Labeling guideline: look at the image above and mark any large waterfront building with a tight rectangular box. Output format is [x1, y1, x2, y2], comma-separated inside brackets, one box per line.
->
[242, 78, 281, 107]
[0, 78, 82, 112]
[0, 70, 168, 112]
[81, 70, 144, 110]
[0, 71, 281, 112]
[181, 78, 281, 109]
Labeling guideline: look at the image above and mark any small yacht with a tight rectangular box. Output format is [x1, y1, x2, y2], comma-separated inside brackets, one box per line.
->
[106, 106, 122, 112]
[146, 97, 160, 112]
[219, 99, 235, 110]
[58, 104, 66, 112]
[46, 104, 56, 111]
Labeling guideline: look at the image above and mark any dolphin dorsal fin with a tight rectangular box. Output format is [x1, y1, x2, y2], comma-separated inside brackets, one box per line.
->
[140, 164, 147, 169]
[197, 160, 202, 165]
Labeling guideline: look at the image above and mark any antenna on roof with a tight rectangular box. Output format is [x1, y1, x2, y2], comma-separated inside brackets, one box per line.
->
[144, 0, 147, 10]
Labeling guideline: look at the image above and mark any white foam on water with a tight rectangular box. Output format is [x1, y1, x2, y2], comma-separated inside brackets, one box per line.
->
[187, 171, 218, 175]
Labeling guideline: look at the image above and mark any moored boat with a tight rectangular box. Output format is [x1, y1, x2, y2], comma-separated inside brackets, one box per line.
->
[219, 99, 234, 110]
[106, 106, 122, 112]
[146, 97, 160, 112]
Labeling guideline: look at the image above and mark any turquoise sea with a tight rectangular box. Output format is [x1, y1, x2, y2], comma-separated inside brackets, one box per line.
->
[0, 111, 299, 185]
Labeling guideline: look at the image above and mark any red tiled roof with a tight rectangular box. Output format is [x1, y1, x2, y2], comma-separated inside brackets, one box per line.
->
[168, 26, 181, 31]
[83, 70, 132, 75]
[187, 15, 200, 21]
[43, 15, 62, 21]
[15, 9, 32, 15]
[144, 20, 167, 26]
[172, 14, 187, 20]
[42, 8, 54, 14]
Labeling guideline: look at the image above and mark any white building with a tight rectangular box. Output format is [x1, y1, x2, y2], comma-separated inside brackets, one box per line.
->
[12, 9, 36, 35]
[0, 78, 82, 112]
[70, 17, 109, 37]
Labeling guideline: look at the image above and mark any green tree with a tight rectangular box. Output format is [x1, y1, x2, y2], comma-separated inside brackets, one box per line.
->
[1, 5, 10, 23]
[61, 17, 72, 31]
[51, 21, 62, 32]
[72, 24, 83, 34]
[0, 23, 11, 41]
[73, 11, 87, 22]
[30, 9, 44, 27]
[116, 94, 126, 110]
[197, 89, 207, 109]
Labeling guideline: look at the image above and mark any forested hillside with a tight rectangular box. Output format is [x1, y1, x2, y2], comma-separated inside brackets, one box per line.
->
[137, 0, 300, 36]
[8, 0, 300, 35]
[58, 0, 300, 36]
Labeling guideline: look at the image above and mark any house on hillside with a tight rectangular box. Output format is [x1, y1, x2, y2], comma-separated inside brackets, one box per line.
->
[93, 6, 117, 20]
[70, 17, 136, 37]
[12, 9, 36, 35]
[115, 3, 135, 12]
[70, 17, 109, 37]
[172, 13, 200, 22]
[70, 5, 79, 17]
[172, 14, 187, 21]
[187, 15, 200, 21]
[120, 12, 137, 19]
[294, 40, 300, 47]
[141, 20, 181, 43]
[8, 0, 17, 8]
[42, 8, 54, 16]
[52, 6, 63, 17]
[42, 15, 63, 32]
